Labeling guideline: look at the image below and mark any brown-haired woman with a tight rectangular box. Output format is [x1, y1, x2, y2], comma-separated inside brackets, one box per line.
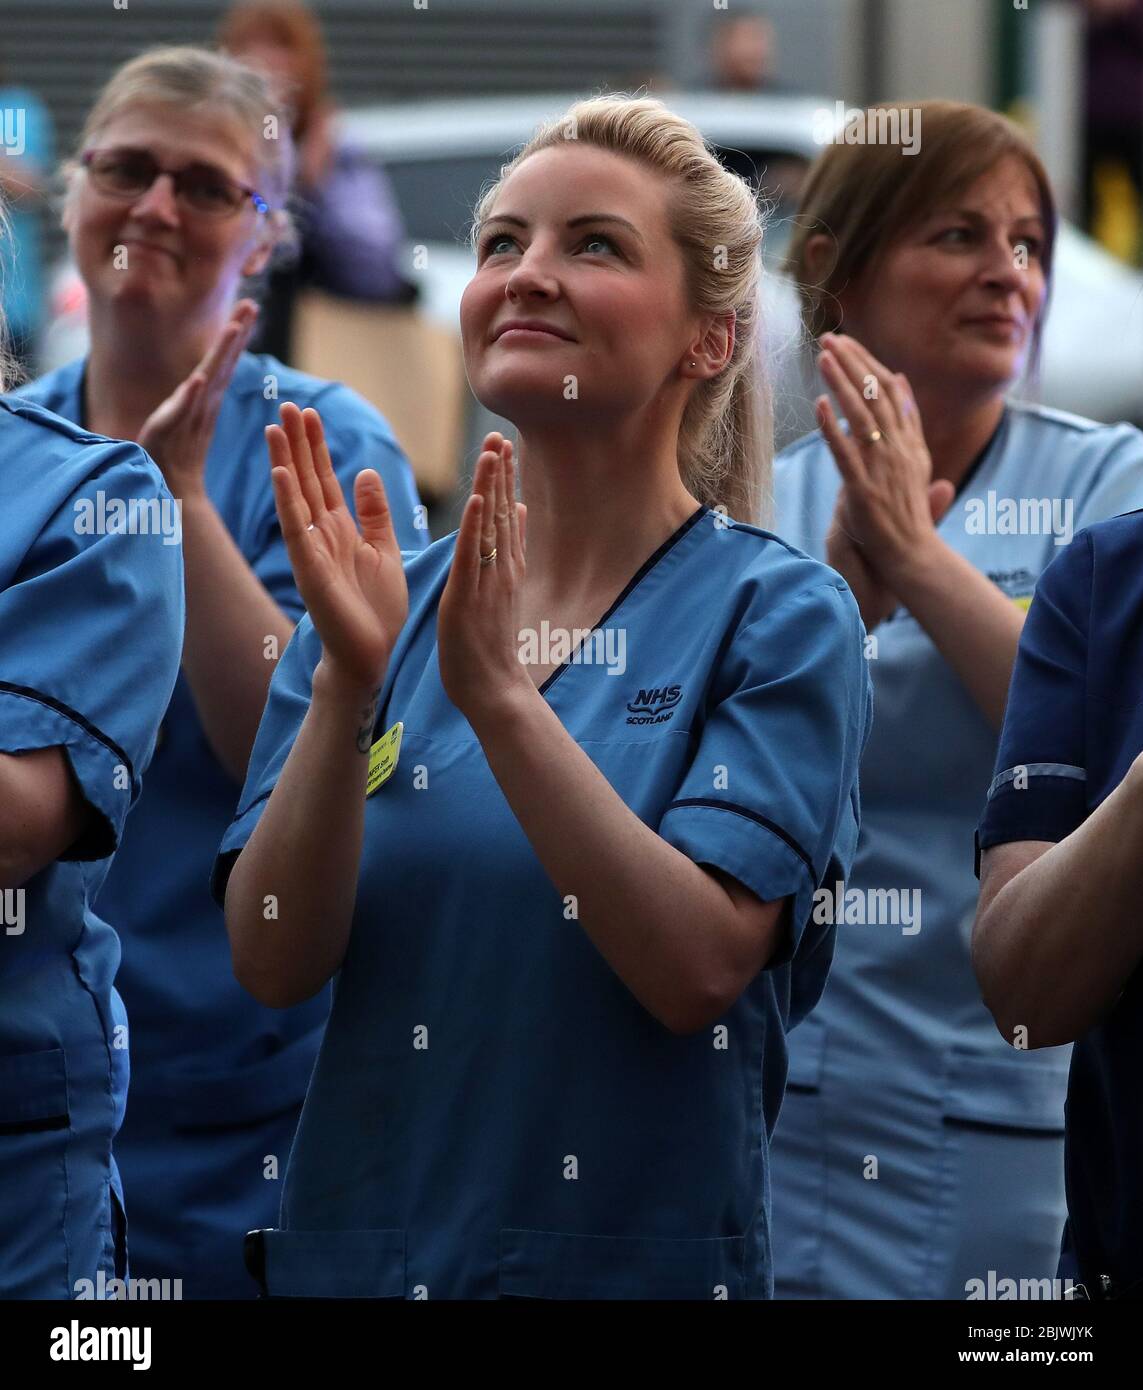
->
[769, 99, 1143, 1298]
[212, 95, 872, 1299]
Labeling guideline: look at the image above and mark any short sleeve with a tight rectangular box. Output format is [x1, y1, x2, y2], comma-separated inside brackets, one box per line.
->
[1074, 426, 1143, 531]
[210, 613, 325, 903]
[250, 386, 428, 621]
[657, 580, 873, 975]
[976, 530, 1092, 868]
[0, 444, 184, 859]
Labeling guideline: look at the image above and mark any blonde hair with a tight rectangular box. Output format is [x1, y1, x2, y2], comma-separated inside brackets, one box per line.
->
[0, 197, 18, 392]
[471, 95, 771, 526]
[63, 45, 295, 249]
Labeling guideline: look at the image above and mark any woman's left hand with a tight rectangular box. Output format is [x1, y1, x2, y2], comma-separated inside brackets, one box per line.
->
[137, 299, 258, 501]
[437, 433, 531, 726]
[816, 332, 955, 585]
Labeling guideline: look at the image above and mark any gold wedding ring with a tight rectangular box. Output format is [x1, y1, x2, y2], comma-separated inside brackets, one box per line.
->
[864, 429, 883, 445]
[479, 547, 498, 567]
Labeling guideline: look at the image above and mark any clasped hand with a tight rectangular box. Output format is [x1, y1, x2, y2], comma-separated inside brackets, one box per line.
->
[269, 411, 529, 722]
[816, 332, 955, 627]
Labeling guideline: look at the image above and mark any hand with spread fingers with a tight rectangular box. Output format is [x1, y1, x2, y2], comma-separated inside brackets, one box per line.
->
[266, 401, 409, 691]
[138, 298, 259, 500]
[816, 332, 956, 592]
[437, 432, 529, 724]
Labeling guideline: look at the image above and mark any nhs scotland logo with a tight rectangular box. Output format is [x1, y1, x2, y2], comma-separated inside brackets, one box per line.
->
[626, 684, 683, 726]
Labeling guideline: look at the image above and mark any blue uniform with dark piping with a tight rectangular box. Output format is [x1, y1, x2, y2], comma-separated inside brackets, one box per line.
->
[213, 507, 872, 1298]
[15, 353, 428, 1298]
[0, 396, 183, 1298]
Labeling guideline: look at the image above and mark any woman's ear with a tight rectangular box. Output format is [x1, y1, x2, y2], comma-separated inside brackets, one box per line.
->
[688, 311, 736, 377]
[802, 232, 834, 288]
[241, 223, 278, 279]
[802, 231, 856, 336]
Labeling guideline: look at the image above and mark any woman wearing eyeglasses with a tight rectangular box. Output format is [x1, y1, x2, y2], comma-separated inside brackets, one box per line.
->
[15, 46, 427, 1299]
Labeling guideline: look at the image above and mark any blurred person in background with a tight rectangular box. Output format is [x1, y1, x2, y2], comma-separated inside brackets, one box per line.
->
[708, 12, 798, 194]
[15, 46, 426, 1299]
[769, 100, 1143, 1299]
[710, 12, 779, 94]
[0, 57, 54, 374]
[219, 0, 416, 363]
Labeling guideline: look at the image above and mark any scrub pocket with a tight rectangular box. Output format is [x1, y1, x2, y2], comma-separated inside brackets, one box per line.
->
[167, 1030, 320, 1131]
[100, 1182, 129, 1283]
[0, 1047, 70, 1296]
[248, 1227, 406, 1298]
[924, 1049, 1068, 1299]
[771, 1015, 827, 1298]
[498, 1228, 748, 1299]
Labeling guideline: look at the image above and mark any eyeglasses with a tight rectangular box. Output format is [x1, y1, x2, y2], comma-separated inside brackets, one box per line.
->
[80, 148, 269, 217]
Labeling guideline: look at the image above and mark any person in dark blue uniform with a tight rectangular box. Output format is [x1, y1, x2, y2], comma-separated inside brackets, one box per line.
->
[0, 373, 183, 1296]
[975, 510, 1143, 1301]
[214, 95, 872, 1299]
[15, 46, 426, 1298]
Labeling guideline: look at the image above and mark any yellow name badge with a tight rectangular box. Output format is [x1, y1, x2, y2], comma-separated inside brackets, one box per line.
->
[366, 721, 403, 797]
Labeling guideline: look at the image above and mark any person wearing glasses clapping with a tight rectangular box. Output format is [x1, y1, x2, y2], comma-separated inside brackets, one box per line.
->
[15, 46, 427, 1299]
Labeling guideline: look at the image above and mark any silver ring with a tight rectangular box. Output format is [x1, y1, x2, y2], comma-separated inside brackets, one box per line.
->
[306, 523, 316, 532]
[479, 547, 498, 567]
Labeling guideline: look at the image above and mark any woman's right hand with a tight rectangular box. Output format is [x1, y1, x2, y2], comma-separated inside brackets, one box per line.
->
[825, 476, 955, 633]
[267, 402, 408, 691]
[826, 489, 899, 632]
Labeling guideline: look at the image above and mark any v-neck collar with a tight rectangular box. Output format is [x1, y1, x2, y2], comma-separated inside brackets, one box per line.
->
[951, 406, 1008, 504]
[537, 503, 710, 698]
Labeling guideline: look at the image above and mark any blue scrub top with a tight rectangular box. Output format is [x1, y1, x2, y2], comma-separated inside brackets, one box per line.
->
[978, 510, 1143, 1296]
[769, 401, 1143, 1296]
[212, 506, 873, 1299]
[14, 352, 428, 1293]
[0, 396, 183, 1297]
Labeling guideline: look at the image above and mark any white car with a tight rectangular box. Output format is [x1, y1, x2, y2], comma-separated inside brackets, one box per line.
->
[43, 92, 1143, 460]
[343, 90, 1143, 450]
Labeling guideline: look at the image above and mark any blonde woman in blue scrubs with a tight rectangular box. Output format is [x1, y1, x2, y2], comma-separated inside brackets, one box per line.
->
[214, 95, 873, 1299]
[769, 100, 1143, 1299]
[16, 46, 426, 1298]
